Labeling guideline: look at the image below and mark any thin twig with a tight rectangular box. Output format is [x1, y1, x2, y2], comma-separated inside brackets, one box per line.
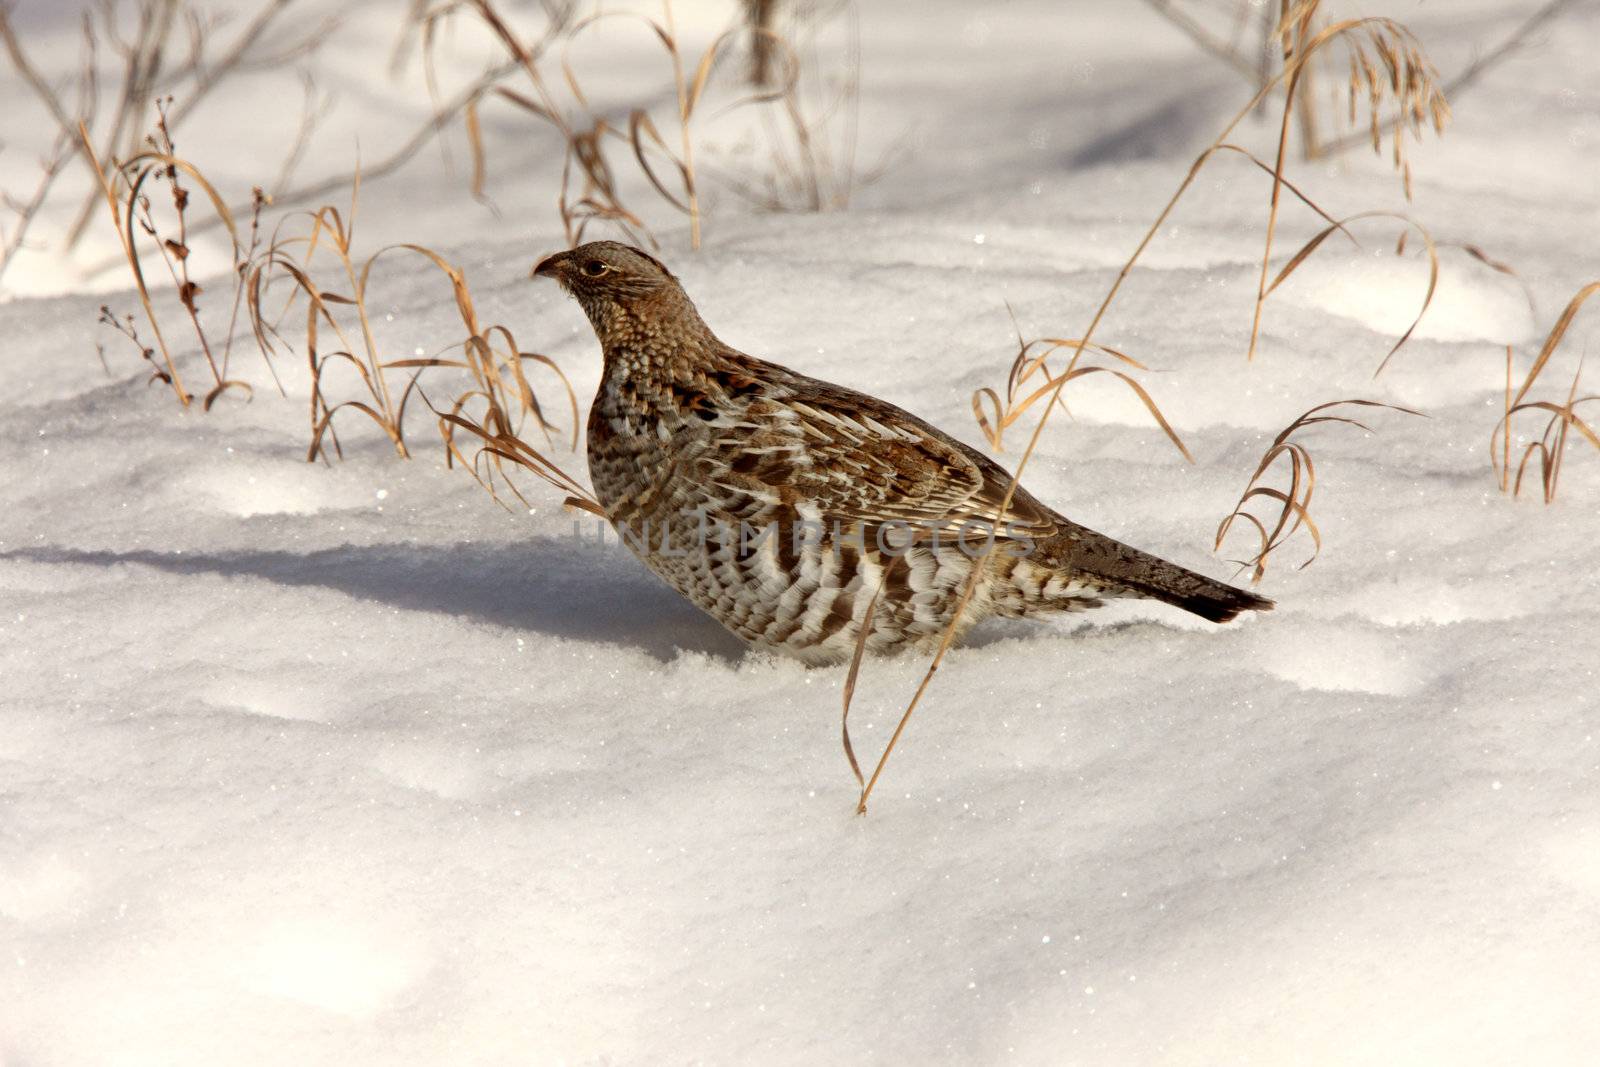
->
[63, 0, 183, 251]
[0, 130, 76, 286]
[1139, 0, 1262, 83]
[82, 60, 518, 280]
[272, 71, 333, 197]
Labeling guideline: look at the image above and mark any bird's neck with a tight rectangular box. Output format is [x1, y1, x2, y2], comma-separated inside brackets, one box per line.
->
[588, 291, 718, 378]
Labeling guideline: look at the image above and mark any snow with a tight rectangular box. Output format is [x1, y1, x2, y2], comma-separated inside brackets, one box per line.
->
[3, 0, 1599, 1063]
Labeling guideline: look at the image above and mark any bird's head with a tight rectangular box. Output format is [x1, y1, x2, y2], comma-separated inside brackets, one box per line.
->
[533, 241, 690, 346]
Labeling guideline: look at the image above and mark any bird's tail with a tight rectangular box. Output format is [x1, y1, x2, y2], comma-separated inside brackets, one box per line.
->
[1035, 522, 1272, 623]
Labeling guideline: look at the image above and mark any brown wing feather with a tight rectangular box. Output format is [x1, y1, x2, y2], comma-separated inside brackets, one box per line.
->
[711, 352, 1059, 539]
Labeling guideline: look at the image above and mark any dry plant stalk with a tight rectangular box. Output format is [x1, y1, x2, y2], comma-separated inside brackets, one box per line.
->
[1491, 282, 1600, 504]
[850, 1, 1451, 814]
[1442, 239, 1536, 319]
[1, 126, 82, 286]
[707, 3, 879, 214]
[971, 310, 1191, 461]
[4, 0, 336, 291]
[552, 0, 752, 247]
[244, 175, 588, 511]
[1145, 0, 1556, 161]
[424, 0, 648, 246]
[96, 305, 171, 393]
[1247, 2, 1449, 364]
[82, 109, 270, 408]
[429, 0, 839, 247]
[1, 0, 330, 257]
[433, 383, 603, 519]
[1317, 0, 1578, 157]
[743, 0, 779, 86]
[0, 10, 97, 286]
[1215, 400, 1422, 584]
[1267, 210, 1440, 376]
[1138, 0, 1265, 86]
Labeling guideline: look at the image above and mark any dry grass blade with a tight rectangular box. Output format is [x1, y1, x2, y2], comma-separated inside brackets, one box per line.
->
[85, 106, 276, 409]
[416, 1, 674, 247]
[1491, 282, 1600, 503]
[839, 549, 907, 793]
[1256, 210, 1438, 375]
[705, 8, 886, 215]
[854, 621, 949, 816]
[1216, 399, 1423, 582]
[246, 184, 582, 480]
[433, 404, 601, 515]
[1450, 242, 1535, 318]
[426, 0, 867, 246]
[629, 110, 692, 214]
[597, 6, 739, 249]
[1213, 143, 1356, 234]
[971, 312, 1190, 459]
[1512, 282, 1600, 409]
[493, 85, 557, 125]
[683, 27, 727, 121]
[421, 0, 646, 248]
[1248, 6, 1449, 362]
[465, 95, 488, 203]
[81, 121, 188, 404]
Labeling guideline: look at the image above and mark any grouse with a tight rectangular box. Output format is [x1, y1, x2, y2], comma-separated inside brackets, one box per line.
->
[534, 241, 1270, 665]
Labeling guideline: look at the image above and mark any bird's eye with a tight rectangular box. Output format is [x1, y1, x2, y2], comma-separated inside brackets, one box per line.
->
[581, 260, 608, 277]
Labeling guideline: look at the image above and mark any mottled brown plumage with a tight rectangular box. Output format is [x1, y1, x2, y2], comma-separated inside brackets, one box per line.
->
[534, 241, 1271, 664]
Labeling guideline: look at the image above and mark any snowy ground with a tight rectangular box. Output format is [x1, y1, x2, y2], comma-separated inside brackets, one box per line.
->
[4, 1, 1599, 1063]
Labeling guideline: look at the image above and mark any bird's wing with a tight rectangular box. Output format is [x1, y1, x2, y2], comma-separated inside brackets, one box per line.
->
[712, 371, 1058, 540]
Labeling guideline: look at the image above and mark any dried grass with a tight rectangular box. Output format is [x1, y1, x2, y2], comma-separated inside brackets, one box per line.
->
[1260, 210, 1439, 375]
[1247, 3, 1448, 363]
[422, 0, 648, 246]
[425, 0, 861, 248]
[1097, 6, 1454, 370]
[83, 107, 271, 408]
[595, 0, 725, 249]
[705, 2, 886, 214]
[851, 0, 1452, 813]
[242, 173, 591, 511]
[1215, 400, 1422, 584]
[1444, 239, 1536, 320]
[84, 101, 594, 507]
[1318, 0, 1577, 157]
[1491, 282, 1600, 504]
[1, 0, 331, 267]
[970, 309, 1191, 461]
[0, 10, 96, 286]
[1145, 0, 1557, 165]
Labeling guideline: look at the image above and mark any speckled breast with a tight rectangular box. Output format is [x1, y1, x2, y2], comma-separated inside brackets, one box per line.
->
[584, 390, 995, 663]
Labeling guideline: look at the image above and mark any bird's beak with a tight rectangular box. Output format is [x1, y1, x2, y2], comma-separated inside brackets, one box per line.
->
[531, 251, 565, 280]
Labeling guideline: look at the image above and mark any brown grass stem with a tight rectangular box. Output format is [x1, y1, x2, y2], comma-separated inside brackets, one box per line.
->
[81, 121, 188, 404]
[854, 3, 1450, 813]
[1491, 281, 1600, 503]
[1215, 399, 1423, 582]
